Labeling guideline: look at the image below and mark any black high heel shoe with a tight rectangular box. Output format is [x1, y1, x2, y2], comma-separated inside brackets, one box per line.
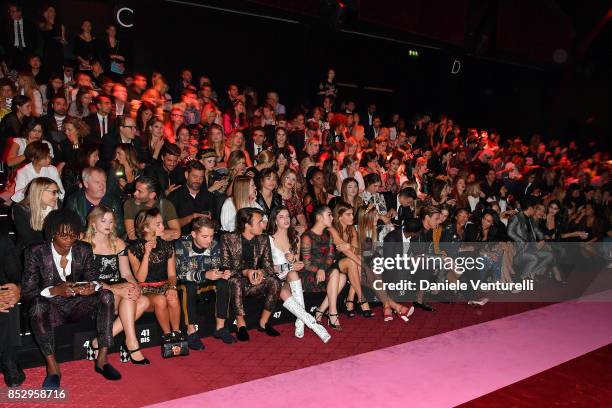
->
[358, 299, 375, 318]
[84, 338, 99, 361]
[314, 309, 327, 324]
[344, 299, 356, 318]
[327, 313, 342, 331]
[120, 342, 150, 365]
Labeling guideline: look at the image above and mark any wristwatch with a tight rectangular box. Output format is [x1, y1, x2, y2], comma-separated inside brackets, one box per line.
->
[168, 284, 177, 290]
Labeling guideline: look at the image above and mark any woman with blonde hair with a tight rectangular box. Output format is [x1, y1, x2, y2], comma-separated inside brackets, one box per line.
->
[17, 72, 43, 117]
[220, 175, 265, 232]
[246, 149, 275, 179]
[336, 136, 360, 166]
[355, 205, 413, 322]
[277, 168, 308, 233]
[225, 149, 247, 197]
[55, 117, 90, 165]
[12, 177, 58, 251]
[83, 206, 151, 365]
[466, 181, 484, 212]
[203, 123, 226, 164]
[224, 130, 252, 167]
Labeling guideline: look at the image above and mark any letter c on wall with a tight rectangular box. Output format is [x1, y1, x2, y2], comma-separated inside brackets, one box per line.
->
[116, 7, 134, 28]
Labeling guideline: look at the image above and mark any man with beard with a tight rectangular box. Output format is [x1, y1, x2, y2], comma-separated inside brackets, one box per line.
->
[144, 143, 186, 196]
[41, 95, 70, 157]
[168, 161, 213, 235]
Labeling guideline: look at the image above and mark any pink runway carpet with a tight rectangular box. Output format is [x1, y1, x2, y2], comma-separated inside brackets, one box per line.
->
[149, 296, 612, 408]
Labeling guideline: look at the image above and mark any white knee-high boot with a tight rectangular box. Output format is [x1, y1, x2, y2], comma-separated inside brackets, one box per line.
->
[289, 280, 306, 338]
[283, 297, 331, 343]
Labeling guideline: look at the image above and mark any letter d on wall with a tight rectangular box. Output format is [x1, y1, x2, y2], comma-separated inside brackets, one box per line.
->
[451, 59, 462, 75]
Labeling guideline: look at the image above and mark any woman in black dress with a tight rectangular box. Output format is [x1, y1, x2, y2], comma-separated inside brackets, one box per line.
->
[12, 177, 58, 252]
[128, 208, 182, 343]
[39, 6, 66, 76]
[83, 206, 150, 364]
[300, 205, 348, 330]
[255, 168, 282, 217]
[73, 20, 99, 71]
[100, 25, 126, 78]
[60, 144, 99, 198]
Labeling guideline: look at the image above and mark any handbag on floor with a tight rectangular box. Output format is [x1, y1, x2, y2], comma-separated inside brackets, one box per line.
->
[161, 337, 189, 358]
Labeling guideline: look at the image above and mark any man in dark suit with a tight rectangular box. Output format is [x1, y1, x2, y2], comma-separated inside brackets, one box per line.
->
[384, 207, 439, 312]
[167, 161, 213, 235]
[41, 95, 70, 162]
[362, 103, 377, 136]
[220, 208, 281, 342]
[99, 116, 146, 170]
[21, 209, 121, 388]
[144, 143, 186, 196]
[382, 217, 421, 312]
[507, 197, 553, 279]
[290, 120, 318, 157]
[480, 169, 502, 201]
[84, 95, 114, 145]
[4, 4, 38, 70]
[0, 233, 25, 387]
[245, 126, 269, 164]
[393, 187, 417, 227]
[365, 115, 382, 141]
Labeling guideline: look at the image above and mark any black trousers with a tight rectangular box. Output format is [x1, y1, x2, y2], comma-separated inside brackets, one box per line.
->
[0, 306, 20, 363]
[28, 289, 115, 356]
[179, 279, 230, 326]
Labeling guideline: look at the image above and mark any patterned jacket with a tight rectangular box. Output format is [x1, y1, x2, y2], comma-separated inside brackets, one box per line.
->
[174, 235, 221, 283]
[219, 232, 274, 279]
[21, 241, 96, 303]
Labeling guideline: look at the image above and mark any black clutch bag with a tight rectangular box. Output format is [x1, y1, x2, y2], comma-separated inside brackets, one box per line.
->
[161, 339, 189, 358]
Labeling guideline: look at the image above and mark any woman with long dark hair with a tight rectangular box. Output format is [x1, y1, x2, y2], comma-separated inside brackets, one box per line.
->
[332, 201, 373, 318]
[68, 86, 93, 118]
[271, 127, 297, 164]
[303, 167, 333, 224]
[135, 101, 155, 141]
[39, 5, 67, 75]
[61, 144, 99, 198]
[73, 19, 98, 71]
[40, 75, 65, 113]
[300, 205, 348, 330]
[128, 208, 182, 343]
[255, 168, 282, 217]
[223, 99, 248, 135]
[267, 206, 331, 342]
[4, 117, 52, 168]
[107, 144, 141, 199]
[322, 157, 339, 196]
